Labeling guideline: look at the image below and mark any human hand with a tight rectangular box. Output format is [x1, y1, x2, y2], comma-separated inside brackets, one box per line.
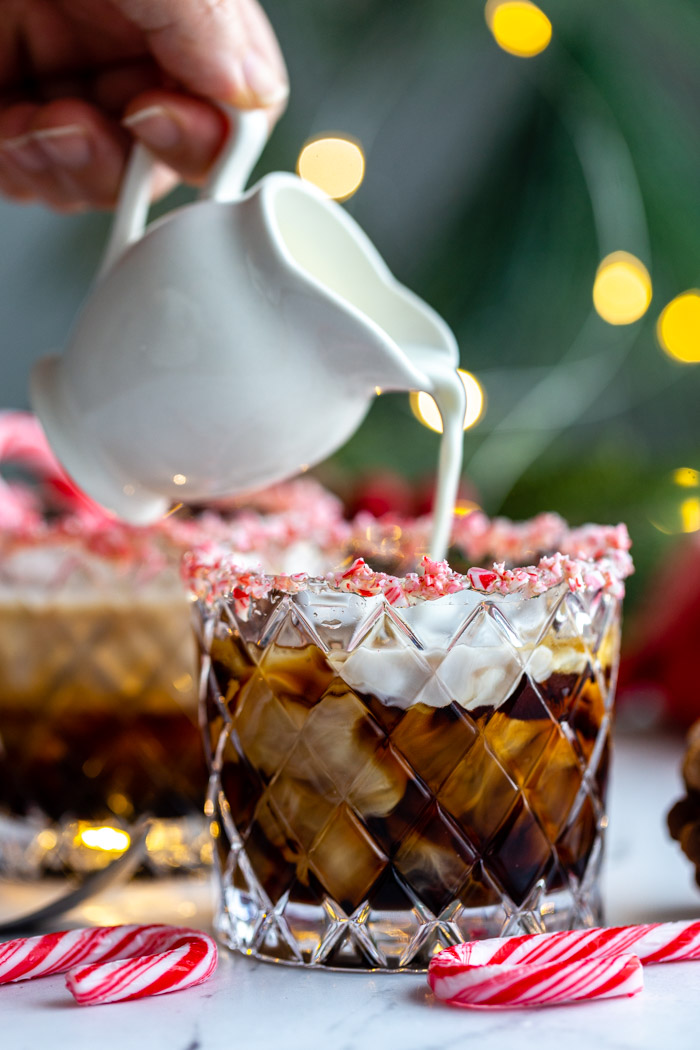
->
[0, 0, 288, 211]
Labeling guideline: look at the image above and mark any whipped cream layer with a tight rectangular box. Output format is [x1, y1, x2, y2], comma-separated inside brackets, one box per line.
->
[327, 633, 614, 713]
[305, 582, 621, 713]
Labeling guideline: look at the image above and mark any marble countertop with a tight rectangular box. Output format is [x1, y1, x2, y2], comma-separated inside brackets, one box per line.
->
[2, 732, 699, 1050]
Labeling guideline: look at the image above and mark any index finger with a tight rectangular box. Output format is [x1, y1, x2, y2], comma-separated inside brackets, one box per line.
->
[113, 0, 289, 109]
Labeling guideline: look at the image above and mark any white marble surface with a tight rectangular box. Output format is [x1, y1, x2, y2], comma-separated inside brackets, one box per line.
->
[2, 732, 699, 1050]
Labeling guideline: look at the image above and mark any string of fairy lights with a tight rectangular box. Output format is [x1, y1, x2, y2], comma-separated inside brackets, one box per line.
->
[293, 0, 700, 536]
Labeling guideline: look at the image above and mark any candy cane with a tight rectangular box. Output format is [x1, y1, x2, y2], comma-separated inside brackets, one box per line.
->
[428, 920, 700, 1009]
[429, 953, 642, 1008]
[0, 925, 217, 1006]
[0, 411, 62, 476]
[0, 410, 105, 521]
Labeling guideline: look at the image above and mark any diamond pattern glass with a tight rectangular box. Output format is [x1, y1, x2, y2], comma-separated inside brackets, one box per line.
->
[196, 581, 621, 970]
[0, 564, 209, 876]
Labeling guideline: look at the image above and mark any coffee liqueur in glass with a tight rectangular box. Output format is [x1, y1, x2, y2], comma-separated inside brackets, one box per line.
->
[190, 516, 630, 970]
[0, 535, 208, 876]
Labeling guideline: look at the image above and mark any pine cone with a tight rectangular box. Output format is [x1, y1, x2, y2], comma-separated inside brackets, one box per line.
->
[668, 720, 700, 888]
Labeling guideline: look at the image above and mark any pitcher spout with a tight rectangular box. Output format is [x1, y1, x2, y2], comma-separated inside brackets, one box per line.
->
[262, 174, 459, 395]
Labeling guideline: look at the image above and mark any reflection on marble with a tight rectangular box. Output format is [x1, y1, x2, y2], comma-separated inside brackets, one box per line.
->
[1, 734, 698, 1050]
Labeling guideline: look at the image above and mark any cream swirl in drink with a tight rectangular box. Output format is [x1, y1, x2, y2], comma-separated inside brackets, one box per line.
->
[187, 507, 631, 969]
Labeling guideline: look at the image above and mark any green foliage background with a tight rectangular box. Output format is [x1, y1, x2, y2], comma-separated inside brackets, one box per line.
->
[259, 0, 700, 609]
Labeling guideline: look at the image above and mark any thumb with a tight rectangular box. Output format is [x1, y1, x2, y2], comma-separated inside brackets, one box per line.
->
[112, 0, 289, 109]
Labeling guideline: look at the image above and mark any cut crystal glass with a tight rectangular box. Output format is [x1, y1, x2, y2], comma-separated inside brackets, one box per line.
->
[196, 580, 620, 970]
[0, 547, 209, 876]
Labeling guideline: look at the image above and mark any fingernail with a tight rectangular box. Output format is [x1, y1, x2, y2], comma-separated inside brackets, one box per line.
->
[242, 52, 289, 106]
[32, 125, 92, 169]
[1, 135, 47, 172]
[123, 106, 181, 150]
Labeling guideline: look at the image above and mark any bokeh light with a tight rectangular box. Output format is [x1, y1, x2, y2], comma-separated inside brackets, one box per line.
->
[453, 500, 481, 518]
[106, 791, 131, 816]
[410, 370, 485, 433]
[297, 136, 365, 201]
[145, 821, 187, 858]
[36, 829, 58, 851]
[592, 252, 652, 325]
[681, 498, 700, 533]
[485, 1, 552, 57]
[657, 290, 700, 363]
[78, 826, 130, 852]
[649, 471, 700, 535]
[673, 467, 699, 488]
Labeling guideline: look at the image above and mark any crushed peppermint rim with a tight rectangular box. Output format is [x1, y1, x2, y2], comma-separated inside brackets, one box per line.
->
[183, 511, 634, 617]
[0, 410, 634, 607]
[0, 410, 346, 576]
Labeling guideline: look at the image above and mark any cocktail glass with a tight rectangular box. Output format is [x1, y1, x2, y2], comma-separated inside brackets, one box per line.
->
[0, 538, 209, 876]
[193, 529, 624, 970]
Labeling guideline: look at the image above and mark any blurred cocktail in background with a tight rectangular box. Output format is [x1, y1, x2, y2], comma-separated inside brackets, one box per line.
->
[0, 413, 209, 876]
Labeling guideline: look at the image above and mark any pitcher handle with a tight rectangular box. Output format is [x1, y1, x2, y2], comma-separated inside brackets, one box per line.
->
[201, 107, 269, 204]
[97, 107, 270, 281]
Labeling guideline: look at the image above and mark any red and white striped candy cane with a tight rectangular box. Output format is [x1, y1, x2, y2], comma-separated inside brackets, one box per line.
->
[428, 920, 700, 1010]
[0, 925, 217, 1006]
[0, 410, 106, 521]
[429, 953, 642, 1008]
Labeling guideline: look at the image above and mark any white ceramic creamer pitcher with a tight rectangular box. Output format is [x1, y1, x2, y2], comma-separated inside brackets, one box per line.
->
[31, 109, 463, 528]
